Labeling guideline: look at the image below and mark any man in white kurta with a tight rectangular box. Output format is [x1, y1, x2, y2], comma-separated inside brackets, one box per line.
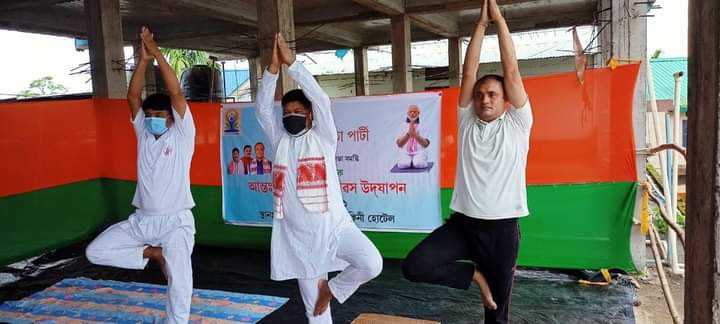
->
[256, 33, 382, 324]
[85, 27, 196, 324]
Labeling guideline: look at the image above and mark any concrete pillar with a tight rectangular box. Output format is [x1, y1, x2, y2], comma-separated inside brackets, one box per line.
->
[597, 0, 649, 271]
[354, 47, 369, 96]
[391, 15, 412, 93]
[257, 0, 296, 100]
[685, 0, 720, 322]
[84, 0, 127, 99]
[597, 0, 612, 67]
[248, 57, 262, 101]
[448, 37, 462, 87]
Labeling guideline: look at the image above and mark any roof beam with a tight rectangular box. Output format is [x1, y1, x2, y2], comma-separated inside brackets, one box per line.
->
[296, 25, 364, 48]
[173, 0, 258, 27]
[455, 15, 594, 36]
[405, 0, 538, 14]
[174, 0, 361, 48]
[352, 0, 405, 15]
[294, 2, 378, 24]
[122, 19, 253, 43]
[0, 0, 73, 12]
[164, 38, 258, 57]
[410, 13, 459, 38]
[0, 7, 85, 37]
[352, 0, 462, 38]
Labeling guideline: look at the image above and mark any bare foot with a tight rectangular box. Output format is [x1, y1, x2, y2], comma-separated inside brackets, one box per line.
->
[143, 246, 167, 280]
[473, 270, 497, 310]
[313, 279, 332, 316]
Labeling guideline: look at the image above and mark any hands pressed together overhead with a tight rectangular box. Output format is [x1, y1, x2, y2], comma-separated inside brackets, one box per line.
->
[270, 32, 296, 74]
[139, 26, 161, 62]
[478, 0, 505, 27]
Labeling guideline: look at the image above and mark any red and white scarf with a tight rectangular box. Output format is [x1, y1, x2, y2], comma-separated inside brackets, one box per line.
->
[272, 130, 329, 219]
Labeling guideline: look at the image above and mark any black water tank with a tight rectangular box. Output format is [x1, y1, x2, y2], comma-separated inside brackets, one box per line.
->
[151, 66, 167, 95]
[180, 65, 224, 101]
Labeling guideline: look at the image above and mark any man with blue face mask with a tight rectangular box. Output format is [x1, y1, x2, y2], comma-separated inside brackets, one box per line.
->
[255, 33, 382, 324]
[85, 26, 196, 324]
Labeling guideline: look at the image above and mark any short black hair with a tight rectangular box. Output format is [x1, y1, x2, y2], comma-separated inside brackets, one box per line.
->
[473, 74, 506, 96]
[243, 145, 252, 150]
[281, 89, 312, 112]
[142, 93, 172, 113]
[232, 147, 240, 154]
[255, 142, 264, 148]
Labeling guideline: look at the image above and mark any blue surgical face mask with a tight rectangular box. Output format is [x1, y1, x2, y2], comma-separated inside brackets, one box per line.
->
[144, 117, 168, 136]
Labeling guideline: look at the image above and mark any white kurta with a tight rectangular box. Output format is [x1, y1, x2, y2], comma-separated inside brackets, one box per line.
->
[256, 61, 355, 281]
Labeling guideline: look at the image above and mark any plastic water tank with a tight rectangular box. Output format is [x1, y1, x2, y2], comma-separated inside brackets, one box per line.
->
[180, 65, 224, 101]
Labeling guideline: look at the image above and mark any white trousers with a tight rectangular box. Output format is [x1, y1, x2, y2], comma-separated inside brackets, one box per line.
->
[85, 210, 195, 324]
[297, 226, 383, 324]
[397, 151, 428, 169]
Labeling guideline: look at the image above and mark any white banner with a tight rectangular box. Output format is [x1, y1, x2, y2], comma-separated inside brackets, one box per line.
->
[221, 92, 442, 232]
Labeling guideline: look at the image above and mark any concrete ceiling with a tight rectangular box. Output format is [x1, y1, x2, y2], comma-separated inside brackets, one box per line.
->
[0, 0, 599, 58]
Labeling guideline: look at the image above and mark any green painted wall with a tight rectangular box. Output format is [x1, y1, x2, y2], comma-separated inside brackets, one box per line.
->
[1, 180, 636, 271]
[0, 180, 108, 265]
[519, 182, 636, 270]
[442, 182, 636, 270]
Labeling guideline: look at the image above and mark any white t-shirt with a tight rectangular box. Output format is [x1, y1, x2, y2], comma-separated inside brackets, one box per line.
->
[131, 105, 196, 215]
[450, 100, 533, 220]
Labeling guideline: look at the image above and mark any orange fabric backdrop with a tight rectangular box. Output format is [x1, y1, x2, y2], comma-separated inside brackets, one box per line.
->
[440, 64, 639, 187]
[0, 64, 638, 196]
[0, 100, 100, 197]
[96, 100, 221, 186]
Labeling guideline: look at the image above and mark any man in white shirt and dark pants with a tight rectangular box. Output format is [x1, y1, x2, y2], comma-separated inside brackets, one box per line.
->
[402, 1, 532, 323]
[85, 27, 196, 324]
[257, 33, 382, 324]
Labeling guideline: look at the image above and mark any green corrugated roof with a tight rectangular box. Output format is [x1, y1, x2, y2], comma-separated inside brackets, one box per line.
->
[650, 57, 687, 112]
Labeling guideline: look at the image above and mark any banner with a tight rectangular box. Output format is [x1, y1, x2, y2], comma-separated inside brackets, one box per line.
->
[221, 92, 442, 232]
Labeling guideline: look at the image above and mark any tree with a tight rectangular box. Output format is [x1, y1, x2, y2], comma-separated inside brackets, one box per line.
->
[17, 76, 68, 98]
[159, 48, 220, 77]
[651, 49, 663, 59]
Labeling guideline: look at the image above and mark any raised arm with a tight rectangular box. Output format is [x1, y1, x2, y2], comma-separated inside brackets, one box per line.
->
[459, 0, 490, 108]
[141, 27, 189, 118]
[490, 0, 527, 108]
[254, 36, 282, 144]
[277, 33, 337, 145]
[127, 35, 152, 118]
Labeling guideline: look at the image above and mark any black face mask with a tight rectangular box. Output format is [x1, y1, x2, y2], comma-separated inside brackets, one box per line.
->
[283, 113, 308, 136]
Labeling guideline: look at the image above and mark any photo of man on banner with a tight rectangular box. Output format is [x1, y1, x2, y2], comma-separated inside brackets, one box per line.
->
[393, 105, 432, 172]
[250, 142, 272, 175]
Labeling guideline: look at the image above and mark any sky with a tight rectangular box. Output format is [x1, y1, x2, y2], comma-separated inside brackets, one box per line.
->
[0, 0, 688, 99]
[646, 0, 688, 58]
